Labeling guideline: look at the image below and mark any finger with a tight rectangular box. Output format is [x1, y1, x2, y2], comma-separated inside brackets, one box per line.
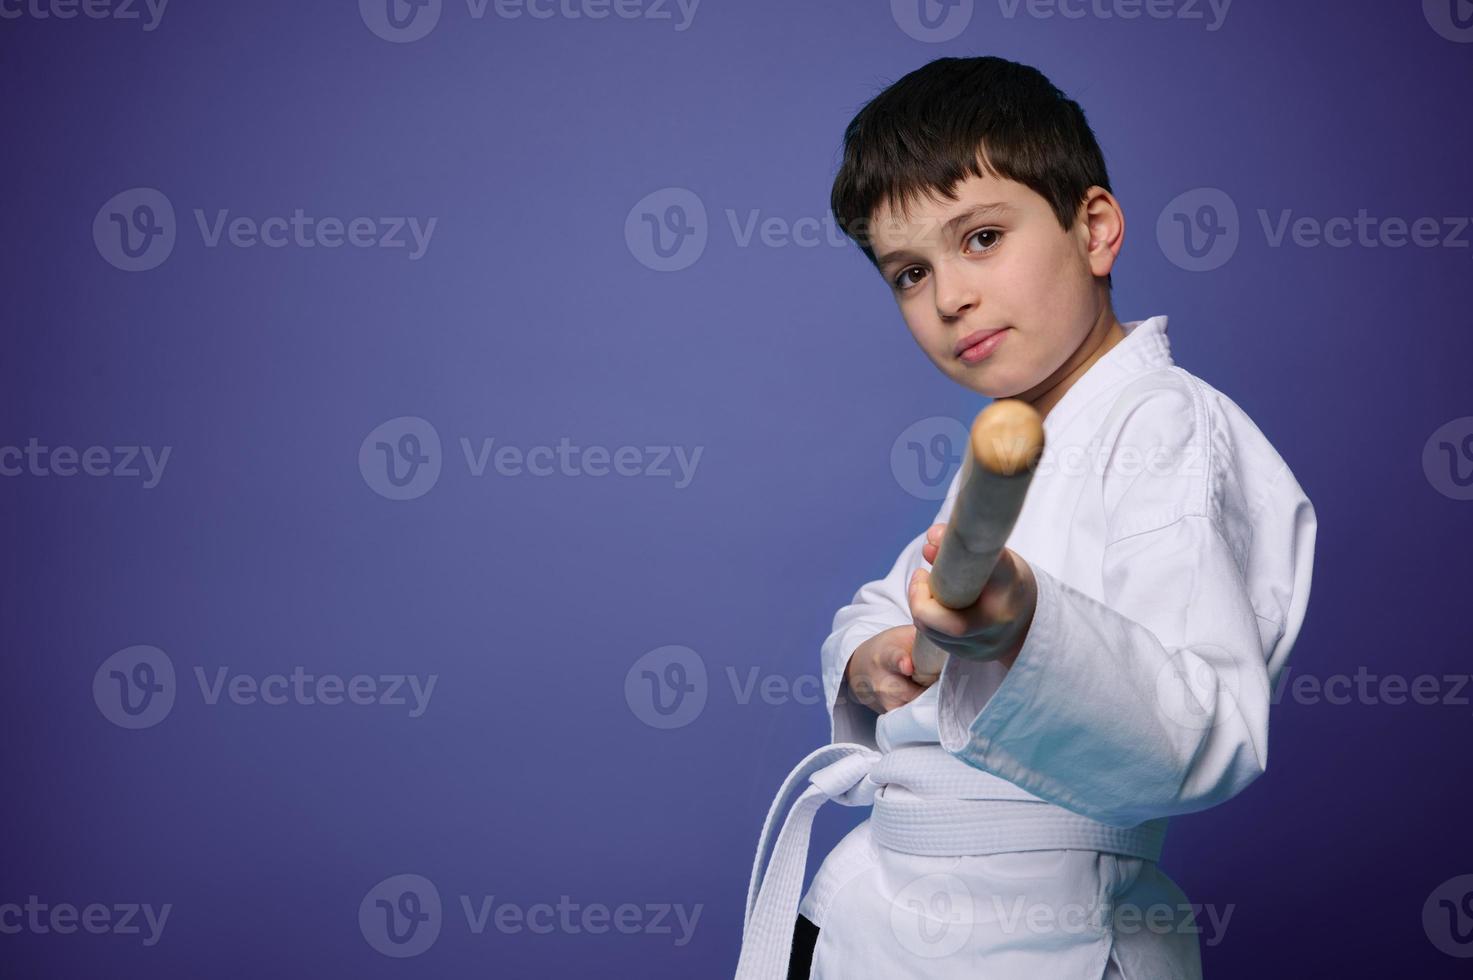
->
[973, 551, 1030, 624]
[909, 568, 973, 637]
[890, 626, 917, 676]
[923, 524, 946, 560]
[847, 674, 879, 711]
[878, 676, 927, 712]
[881, 634, 915, 675]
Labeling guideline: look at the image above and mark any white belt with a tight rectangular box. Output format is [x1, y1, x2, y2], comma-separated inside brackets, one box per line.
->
[734, 743, 1169, 980]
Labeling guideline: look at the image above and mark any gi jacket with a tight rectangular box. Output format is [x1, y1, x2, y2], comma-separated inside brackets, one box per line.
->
[734, 314, 1316, 979]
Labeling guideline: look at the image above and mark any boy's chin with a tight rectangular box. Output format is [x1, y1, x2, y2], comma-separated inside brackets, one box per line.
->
[948, 363, 1031, 400]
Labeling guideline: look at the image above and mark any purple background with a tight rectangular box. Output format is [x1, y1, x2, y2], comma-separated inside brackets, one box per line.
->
[3, 0, 1472, 975]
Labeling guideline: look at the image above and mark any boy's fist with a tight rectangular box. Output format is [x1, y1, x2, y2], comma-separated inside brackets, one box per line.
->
[909, 523, 1038, 669]
[843, 625, 925, 714]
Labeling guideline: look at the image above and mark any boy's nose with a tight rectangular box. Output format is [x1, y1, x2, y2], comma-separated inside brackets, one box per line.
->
[932, 267, 980, 320]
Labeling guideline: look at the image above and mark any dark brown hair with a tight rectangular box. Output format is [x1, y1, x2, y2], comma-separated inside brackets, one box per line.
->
[831, 56, 1113, 284]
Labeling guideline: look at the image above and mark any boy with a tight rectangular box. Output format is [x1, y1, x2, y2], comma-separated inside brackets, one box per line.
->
[735, 56, 1316, 978]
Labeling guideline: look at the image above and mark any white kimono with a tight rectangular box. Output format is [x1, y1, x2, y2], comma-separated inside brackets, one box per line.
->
[737, 315, 1317, 979]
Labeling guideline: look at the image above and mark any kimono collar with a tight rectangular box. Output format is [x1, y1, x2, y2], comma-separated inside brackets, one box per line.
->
[1036, 315, 1174, 436]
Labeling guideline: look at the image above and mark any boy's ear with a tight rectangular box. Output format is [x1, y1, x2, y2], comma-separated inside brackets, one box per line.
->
[1079, 186, 1124, 279]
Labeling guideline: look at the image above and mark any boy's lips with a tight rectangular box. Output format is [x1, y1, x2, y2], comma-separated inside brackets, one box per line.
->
[955, 327, 1009, 363]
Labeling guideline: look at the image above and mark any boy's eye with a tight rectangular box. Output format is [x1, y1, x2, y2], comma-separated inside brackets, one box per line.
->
[967, 228, 1003, 252]
[893, 267, 926, 291]
[891, 228, 1005, 292]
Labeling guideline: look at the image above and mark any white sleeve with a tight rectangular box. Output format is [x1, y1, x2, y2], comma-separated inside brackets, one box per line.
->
[823, 478, 961, 748]
[935, 389, 1316, 827]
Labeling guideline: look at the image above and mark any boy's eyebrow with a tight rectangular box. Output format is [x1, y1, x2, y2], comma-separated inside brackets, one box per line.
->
[874, 201, 1019, 270]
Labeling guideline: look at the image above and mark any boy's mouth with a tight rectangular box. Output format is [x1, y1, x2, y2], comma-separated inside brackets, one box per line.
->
[955, 327, 1009, 363]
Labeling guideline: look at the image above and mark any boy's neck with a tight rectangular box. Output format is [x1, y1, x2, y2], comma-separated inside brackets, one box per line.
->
[1016, 311, 1127, 421]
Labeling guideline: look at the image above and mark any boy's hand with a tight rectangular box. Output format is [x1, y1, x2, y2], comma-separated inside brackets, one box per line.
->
[909, 523, 1038, 670]
[843, 625, 925, 714]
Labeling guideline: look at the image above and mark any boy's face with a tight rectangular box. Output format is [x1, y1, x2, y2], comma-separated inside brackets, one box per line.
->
[867, 172, 1118, 400]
